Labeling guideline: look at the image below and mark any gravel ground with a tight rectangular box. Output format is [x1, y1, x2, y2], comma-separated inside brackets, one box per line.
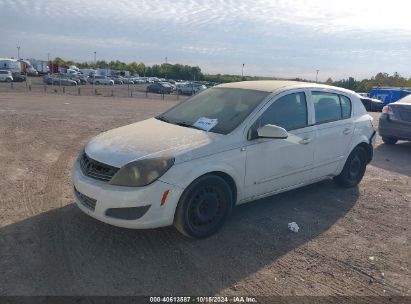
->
[0, 91, 409, 298]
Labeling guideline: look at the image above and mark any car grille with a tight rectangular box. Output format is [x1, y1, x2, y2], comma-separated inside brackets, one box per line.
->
[79, 152, 119, 182]
[74, 187, 97, 211]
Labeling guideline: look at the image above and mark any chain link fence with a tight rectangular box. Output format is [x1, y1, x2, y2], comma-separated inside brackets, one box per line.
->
[0, 77, 188, 102]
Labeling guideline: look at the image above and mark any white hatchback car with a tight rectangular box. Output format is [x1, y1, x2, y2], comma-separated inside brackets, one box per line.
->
[91, 75, 114, 85]
[72, 81, 376, 238]
[0, 70, 13, 82]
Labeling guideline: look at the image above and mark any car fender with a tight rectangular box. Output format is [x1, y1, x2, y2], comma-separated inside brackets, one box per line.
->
[159, 156, 244, 204]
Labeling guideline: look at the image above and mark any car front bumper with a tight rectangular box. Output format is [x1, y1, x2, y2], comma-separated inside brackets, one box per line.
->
[72, 160, 184, 229]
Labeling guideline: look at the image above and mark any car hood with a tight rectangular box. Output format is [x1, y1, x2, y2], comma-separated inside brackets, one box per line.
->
[85, 118, 226, 168]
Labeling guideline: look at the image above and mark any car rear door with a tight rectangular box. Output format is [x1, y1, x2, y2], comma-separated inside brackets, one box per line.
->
[243, 90, 316, 200]
[309, 90, 355, 178]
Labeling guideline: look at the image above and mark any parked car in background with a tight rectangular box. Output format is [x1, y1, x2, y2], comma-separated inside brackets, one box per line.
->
[0, 70, 13, 82]
[358, 95, 384, 112]
[121, 77, 134, 85]
[358, 92, 370, 98]
[72, 81, 375, 238]
[77, 76, 88, 85]
[91, 75, 114, 85]
[162, 81, 176, 91]
[177, 83, 207, 95]
[11, 73, 26, 82]
[43, 75, 77, 86]
[379, 95, 411, 144]
[60, 74, 80, 85]
[109, 76, 124, 85]
[133, 77, 146, 84]
[147, 82, 173, 94]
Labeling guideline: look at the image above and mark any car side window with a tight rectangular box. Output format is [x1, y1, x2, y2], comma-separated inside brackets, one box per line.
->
[340, 95, 352, 119]
[312, 92, 351, 124]
[255, 92, 308, 132]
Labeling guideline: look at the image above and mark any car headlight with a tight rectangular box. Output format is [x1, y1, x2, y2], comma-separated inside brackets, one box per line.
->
[109, 157, 175, 187]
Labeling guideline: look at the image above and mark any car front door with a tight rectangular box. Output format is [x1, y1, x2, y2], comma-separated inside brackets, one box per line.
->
[243, 90, 316, 201]
[309, 90, 355, 178]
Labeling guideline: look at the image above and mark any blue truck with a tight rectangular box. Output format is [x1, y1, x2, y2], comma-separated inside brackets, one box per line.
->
[369, 87, 411, 105]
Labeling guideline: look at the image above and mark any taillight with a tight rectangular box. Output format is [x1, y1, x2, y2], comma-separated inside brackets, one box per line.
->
[382, 105, 393, 115]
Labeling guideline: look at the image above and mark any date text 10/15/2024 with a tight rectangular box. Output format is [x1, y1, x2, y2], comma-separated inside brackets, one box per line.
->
[149, 296, 257, 303]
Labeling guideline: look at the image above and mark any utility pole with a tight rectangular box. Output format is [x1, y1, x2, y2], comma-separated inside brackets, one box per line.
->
[316, 69, 319, 82]
[17, 46, 20, 59]
[242, 63, 245, 78]
[94, 51, 97, 66]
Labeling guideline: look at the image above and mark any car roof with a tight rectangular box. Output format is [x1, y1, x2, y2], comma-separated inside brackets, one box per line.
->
[217, 80, 354, 95]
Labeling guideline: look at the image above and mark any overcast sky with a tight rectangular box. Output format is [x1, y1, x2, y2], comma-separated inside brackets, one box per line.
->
[1, 0, 410, 80]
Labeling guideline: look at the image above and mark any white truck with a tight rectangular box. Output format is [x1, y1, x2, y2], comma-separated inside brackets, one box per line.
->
[30, 59, 49, 75]
[19, 59, 38, 76]
[0, 58, 22, 74]
[0, 58, 26, 81]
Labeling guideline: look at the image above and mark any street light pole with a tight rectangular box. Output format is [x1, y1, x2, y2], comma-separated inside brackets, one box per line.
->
[316, 69, 319, 82]
[242, 63, 245, 78]
[17, 46, 20, 59]
[94, 51, 96, 66]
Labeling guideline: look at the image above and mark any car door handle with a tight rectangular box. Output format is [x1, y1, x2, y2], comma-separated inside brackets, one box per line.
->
[299, 138, 312, 145]
[343, 128, 352, 135]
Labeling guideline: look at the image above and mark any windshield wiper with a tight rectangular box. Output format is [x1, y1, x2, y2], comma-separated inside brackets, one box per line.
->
[156, 116, 171, 123]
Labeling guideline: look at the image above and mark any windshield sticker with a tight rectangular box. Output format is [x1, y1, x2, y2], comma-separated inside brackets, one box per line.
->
[193, 117, 218, 131]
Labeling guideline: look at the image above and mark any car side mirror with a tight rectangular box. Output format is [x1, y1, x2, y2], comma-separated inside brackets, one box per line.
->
[257, 124, 288, 139]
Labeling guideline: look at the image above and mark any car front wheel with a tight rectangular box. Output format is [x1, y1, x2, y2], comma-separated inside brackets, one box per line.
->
[174, 175, 232, 238]
[334, 146, 367, 187]
[382, 137, 398, 145]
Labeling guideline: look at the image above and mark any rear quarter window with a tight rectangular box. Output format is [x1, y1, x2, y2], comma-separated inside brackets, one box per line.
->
[312, 92, 352, 124]
[340, 95, 352, 119]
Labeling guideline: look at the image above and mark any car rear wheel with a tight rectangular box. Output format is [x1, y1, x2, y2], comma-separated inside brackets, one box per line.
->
[6, 78, 12, 83]
[174, 175, 232, 239]
[334, 146, 367, 187]
[382, 137, 398, 145]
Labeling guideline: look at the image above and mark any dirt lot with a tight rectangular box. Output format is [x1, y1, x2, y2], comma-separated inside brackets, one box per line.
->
[0, 91, 409, 297]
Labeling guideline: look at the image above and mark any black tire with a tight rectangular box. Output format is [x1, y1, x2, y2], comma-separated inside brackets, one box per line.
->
[6, 78, 12, 83]
[334, 146, 367, 187]
[95, 81, 100, 85]
[178, 90, 182, 95]
[174, 175, 233, 239]
[382, 137, 398, 145]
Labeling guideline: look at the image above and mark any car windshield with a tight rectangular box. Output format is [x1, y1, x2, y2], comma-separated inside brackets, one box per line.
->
[157, 88, 269, 134]
[398, 95, 411, 104]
